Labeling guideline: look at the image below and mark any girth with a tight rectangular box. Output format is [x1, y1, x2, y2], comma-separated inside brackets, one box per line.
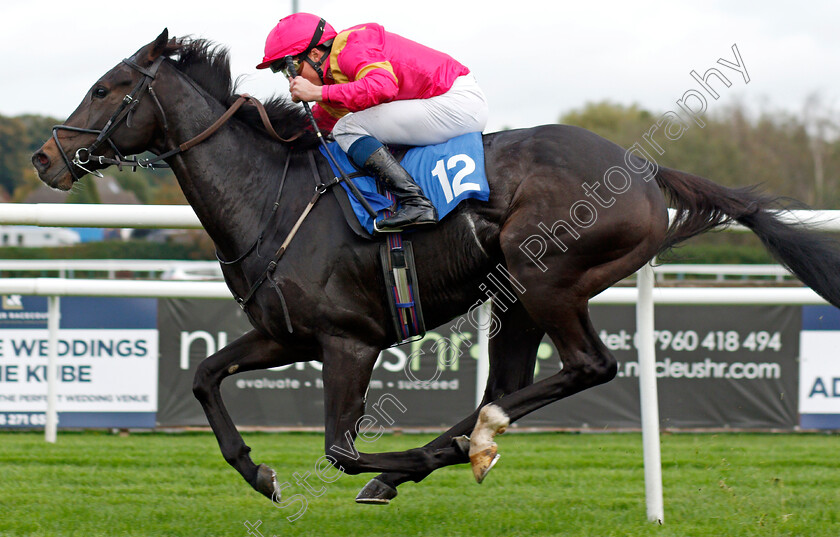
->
[219, 150, 342, 333]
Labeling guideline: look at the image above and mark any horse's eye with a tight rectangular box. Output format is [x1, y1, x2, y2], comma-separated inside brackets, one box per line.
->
[93, 87, 108, 99]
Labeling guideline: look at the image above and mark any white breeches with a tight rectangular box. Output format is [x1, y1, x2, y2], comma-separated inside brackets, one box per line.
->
[332, 74, 489, 151]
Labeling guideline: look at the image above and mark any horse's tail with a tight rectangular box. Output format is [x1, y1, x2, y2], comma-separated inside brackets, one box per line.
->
[654, 166, 840, 308]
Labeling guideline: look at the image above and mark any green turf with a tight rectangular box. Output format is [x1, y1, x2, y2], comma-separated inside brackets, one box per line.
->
[0, 431, 837, 536]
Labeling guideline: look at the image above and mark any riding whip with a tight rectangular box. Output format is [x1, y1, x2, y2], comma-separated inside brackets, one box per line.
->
[285, 57, 378, 219]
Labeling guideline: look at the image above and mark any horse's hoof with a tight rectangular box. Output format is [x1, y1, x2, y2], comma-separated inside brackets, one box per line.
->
[355, 478, 398, 504]
[470, 443, 500, 484]
[452, 435, 472, 456]
[255, 463, 282, 501]
[468, 404, 508, 484]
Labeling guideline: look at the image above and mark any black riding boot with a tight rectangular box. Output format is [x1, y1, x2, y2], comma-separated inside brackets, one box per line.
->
[363, 147, 438, 233]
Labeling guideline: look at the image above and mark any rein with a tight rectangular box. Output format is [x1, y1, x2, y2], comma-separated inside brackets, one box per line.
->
[52, 56, 303, 178]
[93, 92, 302, 171]
[52, 56, 341, 333]
[53, 54, 337, 333]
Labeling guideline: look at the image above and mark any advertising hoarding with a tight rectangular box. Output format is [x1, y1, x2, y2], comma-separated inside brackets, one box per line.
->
[0, 295, 157, 428]
[158, 300, 799, 430]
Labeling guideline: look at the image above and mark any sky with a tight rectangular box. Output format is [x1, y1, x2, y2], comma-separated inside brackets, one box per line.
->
[1, 0, 838, 133]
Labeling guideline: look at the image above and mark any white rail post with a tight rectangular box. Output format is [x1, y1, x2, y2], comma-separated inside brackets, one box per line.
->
[45, 295, 60, 443]
[636, 263, 663, 523]
[475, 300, 491, 408]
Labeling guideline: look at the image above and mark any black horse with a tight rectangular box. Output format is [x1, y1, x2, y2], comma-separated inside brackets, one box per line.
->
[32, 31, 840, 504]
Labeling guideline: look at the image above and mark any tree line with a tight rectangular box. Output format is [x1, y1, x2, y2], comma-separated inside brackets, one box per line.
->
[558, 98, 840, 209]
[0, 114, 183, 204]
[2, 99, 837, 208]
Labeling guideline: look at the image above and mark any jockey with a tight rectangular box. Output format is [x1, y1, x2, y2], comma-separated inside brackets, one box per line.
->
[257, 13, 489, 233]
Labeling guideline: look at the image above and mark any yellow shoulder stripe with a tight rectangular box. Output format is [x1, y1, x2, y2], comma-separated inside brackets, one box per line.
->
[357, 62, 397, 84]
[328, 28, 358, 85]
[329, 27, 398, 85]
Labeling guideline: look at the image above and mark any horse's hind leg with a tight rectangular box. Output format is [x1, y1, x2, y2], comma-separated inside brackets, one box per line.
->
[356, 300, 545, 502]
[468, 296, 617, 479]
[192, 329, 305, 500]
[468, 198, 665, 480]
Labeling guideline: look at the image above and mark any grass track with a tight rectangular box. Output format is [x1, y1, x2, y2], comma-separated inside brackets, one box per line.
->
[0, 431, 838, 536]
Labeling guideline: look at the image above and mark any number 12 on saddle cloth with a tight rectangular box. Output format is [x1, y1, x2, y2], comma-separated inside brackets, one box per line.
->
[320, 131, 490, 234]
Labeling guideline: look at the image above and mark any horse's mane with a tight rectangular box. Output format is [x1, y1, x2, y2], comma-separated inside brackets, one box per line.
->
[166, 37, 319, 150]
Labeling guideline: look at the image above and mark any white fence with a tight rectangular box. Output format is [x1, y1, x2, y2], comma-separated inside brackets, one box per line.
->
[653, 264, 794, 282]
[2, 203, 839, 525]
[0, 203, 202, 229]
[0, 259, 223, 280]
[0, 259, 797, 283]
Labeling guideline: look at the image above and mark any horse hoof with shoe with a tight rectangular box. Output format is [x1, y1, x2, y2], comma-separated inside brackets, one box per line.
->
[469, 404, 509, 483]
[254, 464, 283, 501]
[355, 478, 398, 504]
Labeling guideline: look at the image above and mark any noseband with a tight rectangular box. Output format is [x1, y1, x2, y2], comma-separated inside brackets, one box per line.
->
[52, 56, 168, 181]
[52, 55, 299, 181]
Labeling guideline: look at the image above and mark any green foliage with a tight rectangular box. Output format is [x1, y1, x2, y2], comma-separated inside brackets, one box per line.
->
[66, 176, 102, 204]
[559, 100, 840, 208]
[0, 431, 837, 536]
[110, 155, 180, 204]
[114, 173, 152, 204]
[0, 115, 32, 196]
[652, 231, 777, 264]
[561, 101, 655, 144]
[659, 241, 775, 264]
[0, 113, 179, 203]
[555, 100, 840, 264]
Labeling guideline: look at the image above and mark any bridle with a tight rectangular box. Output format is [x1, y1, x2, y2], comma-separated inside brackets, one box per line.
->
[51, 56, 168, 181]
[51, 54, 300, 181]
[51, 52, 338, 331]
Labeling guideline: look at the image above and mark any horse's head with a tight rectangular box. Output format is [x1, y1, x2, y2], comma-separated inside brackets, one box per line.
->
[32, 29, 179, 190]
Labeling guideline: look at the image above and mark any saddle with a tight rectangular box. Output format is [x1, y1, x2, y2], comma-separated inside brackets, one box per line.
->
[328, 155, 427, 344]
[320, 132, 490, 344]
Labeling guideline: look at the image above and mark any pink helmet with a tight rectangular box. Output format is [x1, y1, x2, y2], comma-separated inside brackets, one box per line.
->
[256, 13, 337, 70]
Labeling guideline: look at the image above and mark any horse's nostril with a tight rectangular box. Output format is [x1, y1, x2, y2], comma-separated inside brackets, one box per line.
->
[33, 152, 50, 169]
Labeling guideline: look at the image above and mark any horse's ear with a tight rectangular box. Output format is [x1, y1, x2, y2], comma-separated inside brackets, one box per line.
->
[147, 28, 180, 62]
[151, 29, 169, 58]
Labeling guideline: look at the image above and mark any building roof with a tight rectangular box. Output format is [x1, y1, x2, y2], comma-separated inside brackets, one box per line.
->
[97, 176, 141, 204]
[22, 175, 141, 205]
[22, 185, 68, 203]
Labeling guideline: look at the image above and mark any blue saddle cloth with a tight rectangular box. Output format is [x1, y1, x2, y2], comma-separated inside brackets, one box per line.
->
[319, 132, 489, 234]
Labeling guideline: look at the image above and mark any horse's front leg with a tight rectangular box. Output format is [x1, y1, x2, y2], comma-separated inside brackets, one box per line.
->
[319, 337, 466, 500]
[192, 329, 306, 500]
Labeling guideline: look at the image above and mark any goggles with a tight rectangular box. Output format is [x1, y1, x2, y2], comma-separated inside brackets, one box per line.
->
[270, 55, 303, 77]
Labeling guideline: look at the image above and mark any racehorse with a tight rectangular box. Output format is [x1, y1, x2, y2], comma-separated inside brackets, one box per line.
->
[32, 30, 840, 504]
